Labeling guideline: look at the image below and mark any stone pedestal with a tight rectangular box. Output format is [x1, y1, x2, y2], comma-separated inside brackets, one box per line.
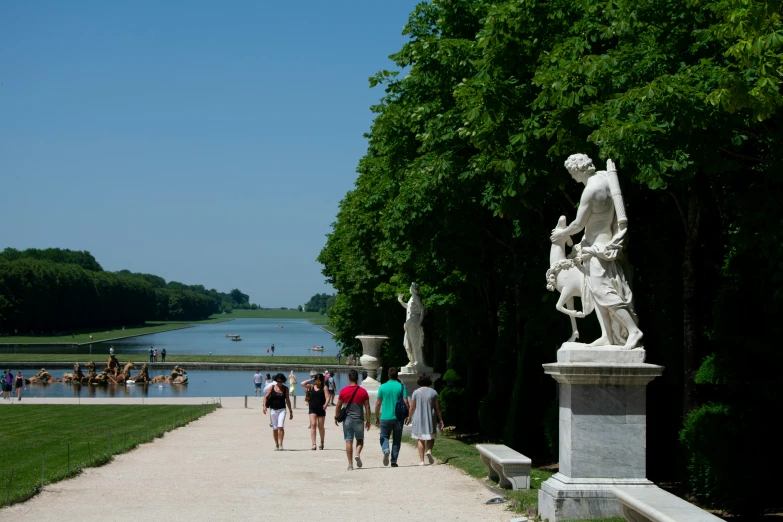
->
[538, 355, 663, 522]
[356, 335, 388, 394]
[398, 368, 440, 436]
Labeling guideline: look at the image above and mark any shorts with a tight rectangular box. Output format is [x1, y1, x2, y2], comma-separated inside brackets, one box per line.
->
[4, 384, 11, 392]
[343, 419, 365, 441]
[308, 408, 326, 417]
[270, 408, 287, 429]
[254, 383, 262, 390]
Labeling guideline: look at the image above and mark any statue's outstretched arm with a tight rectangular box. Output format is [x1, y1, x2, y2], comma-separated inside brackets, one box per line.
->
[397, 294, 408, 309]
[552, 186, 594, 242]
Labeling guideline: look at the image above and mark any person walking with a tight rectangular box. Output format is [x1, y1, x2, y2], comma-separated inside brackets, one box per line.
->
[253, 369, 263, 396]
[334, 369, 371, 471]
[149, 347, 154, 363]
[264, 373, 274, 393]
[109, 345, 115, 356]
[326, 371, 337, 406]
[375, 367, 408, 467]
[302, 373, 330, 450]
[271, 344, 275, 356]
[3, 370, 11, 400]
[14, 371, 24, 401]
[288, 370, 297, 409]
[161, 348, 166, 362]
[153, 348, 158, 362]
[406, 374, 445, 466]
[263, 373, 293, 450]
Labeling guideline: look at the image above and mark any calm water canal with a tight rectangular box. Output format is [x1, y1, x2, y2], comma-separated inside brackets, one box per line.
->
[3, 318, 338, 357]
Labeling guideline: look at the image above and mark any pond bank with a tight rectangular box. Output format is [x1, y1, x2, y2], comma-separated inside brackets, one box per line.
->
[2, 361, 360, 372]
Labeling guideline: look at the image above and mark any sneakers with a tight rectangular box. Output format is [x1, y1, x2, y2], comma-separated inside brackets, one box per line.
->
[279, 444, 284, 451]
[347, 466, 354, 471]
[383, 452, 390, 466]
[419, 461, 425, 466]
[391, 462, 399, 468]
[354, 455, 363, 468]
[426, 451, 435, 465]
[274, 445, 279, 451]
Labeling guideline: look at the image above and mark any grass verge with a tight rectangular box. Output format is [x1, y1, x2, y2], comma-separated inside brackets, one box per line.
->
[0, 404, 219, 507]
[0, 323, 198, 345]
[402, 433, 553, 515]
[0, 354, 352, 366]
[208, 310, 325, 320]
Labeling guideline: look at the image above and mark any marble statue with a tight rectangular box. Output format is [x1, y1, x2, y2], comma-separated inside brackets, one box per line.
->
[549, 154, 643, 350]
[397, 283, 427, 370]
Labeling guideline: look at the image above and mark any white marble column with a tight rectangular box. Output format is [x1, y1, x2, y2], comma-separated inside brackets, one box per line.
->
[538, 349, 664, 522]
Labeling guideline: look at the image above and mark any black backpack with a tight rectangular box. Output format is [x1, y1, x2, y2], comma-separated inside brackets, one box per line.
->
[394, 383, 408, 420]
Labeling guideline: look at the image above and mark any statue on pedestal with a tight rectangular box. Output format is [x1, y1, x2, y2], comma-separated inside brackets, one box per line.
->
[548, 154, 643, 350]
[397, 283, 428, 370]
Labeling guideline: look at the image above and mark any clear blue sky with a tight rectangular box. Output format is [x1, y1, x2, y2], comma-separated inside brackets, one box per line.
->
[0, 0, 421, 307]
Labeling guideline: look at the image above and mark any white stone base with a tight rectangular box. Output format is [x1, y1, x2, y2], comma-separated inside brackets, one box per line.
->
[360, 377, 380, 394]
[398, 372, 441, 396]
[558, 342, 646, 364]
[538, 473, 654, 522]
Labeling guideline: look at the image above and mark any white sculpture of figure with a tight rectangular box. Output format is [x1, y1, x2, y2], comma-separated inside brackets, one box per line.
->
[549, 154, 643, 350]
[397, 283, 426, 369]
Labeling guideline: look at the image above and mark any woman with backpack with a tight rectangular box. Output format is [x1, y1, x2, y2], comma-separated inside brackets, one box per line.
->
[301, 373, 330, 450]
[405, 373, 445, 466]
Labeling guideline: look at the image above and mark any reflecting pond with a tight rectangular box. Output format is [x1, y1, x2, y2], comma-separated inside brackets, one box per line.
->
[12, 369, 354, 399]
[1, 318, 338, 357]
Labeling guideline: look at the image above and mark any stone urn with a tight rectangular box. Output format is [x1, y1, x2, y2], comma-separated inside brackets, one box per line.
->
[356, 335, 388, 392]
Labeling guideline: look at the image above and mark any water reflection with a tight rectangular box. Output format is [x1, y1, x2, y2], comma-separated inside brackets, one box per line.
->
[16, 369, 350, 399]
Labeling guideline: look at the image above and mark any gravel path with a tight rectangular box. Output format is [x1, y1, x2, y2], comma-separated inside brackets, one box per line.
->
[3, 398, 513, 520]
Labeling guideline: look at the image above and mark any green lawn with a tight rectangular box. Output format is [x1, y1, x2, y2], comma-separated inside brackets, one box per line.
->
[0, 404, 218, 507]
[402, 434, 554, 515]
[0, 323, 197, 345]
[209, 310, 325, 320]
[0, 354, 350, 366]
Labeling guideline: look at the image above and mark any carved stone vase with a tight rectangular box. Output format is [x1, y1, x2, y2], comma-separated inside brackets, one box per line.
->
[356, 335, 388, 392]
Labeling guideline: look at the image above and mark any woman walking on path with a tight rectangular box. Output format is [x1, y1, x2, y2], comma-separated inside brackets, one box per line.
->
[15, 371, 24, 401]
[288, 371, 297, 409]
[263, 373, 293, 451]
[301, 373, 330, 450]
[4, 370, 13, 400]
[406, 374, 445, 466]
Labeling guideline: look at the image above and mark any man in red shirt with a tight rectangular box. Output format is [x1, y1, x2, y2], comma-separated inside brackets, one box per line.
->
[334, 369, 371, 471]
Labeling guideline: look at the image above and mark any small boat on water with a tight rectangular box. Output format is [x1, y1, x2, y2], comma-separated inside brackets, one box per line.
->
[226, 333, 240, 338]
[231, 336, 242, 342]
[311, 345, 325, 351]
[275, 325, 283, 328]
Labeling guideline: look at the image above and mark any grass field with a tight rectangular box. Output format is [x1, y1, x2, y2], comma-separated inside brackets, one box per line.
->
[402, 433, 554, 514]
[0, 354, 350, 366]
[209, 310, 325, 320]
[0, 323, 199, 345]
[0, 404, 219, 507]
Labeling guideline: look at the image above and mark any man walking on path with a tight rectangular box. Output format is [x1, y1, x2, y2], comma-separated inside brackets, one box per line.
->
[375, 367, 408, 467]
[149, 347, 154, 363]
[253, 370, 263, 396]
[161, 348, 166, 362]
[335, 369, 370, 471]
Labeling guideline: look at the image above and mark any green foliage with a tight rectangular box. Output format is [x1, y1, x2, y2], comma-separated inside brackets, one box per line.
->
[304, 293, 335, 314]
[0, 247, 103, 271]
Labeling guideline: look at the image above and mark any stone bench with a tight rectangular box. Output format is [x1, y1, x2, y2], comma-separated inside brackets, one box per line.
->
[476, 444, 531, 490]
[612, 486, 724, 522]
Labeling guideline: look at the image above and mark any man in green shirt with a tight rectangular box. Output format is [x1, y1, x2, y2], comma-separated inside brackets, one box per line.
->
[374, 367, 409, 467]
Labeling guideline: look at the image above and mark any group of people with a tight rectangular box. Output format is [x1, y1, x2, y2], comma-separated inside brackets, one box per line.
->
[256, 366, 444, 470]
[147, 347, 166, 363]
[336, 353, 360, 366]
[2, 369, 25, 401]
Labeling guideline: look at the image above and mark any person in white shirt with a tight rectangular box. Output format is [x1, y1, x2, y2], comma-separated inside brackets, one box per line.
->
[253, 370, 263, 396]
[264, 374, 274, 393]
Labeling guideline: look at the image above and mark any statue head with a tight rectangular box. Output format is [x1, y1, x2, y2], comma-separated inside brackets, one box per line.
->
[410, 283, 420, 295]
[564, 154, 596, 183]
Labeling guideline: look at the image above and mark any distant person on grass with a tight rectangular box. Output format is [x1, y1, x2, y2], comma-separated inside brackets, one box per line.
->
[263, 373, 293, 451]
[161, 348, 166, 362]
[301, 373, 330, 450]
[334, 369, 370, 471]
[149, 347, 154, 363]
[253, 370, 263, 396]
[15, 371, 24, 401]
[406, 373, 444, 466]
[375, 367, 408, 467]
[109, 345, 115, 356]
[271, 344, 275, 356]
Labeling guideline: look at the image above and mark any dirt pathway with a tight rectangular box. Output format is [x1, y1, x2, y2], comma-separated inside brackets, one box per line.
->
[3, 398, 514, 520]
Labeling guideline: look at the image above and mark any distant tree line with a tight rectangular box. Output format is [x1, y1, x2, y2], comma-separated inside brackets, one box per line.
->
[0, 248, 253, 333]
[304, 293, 335, 315]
